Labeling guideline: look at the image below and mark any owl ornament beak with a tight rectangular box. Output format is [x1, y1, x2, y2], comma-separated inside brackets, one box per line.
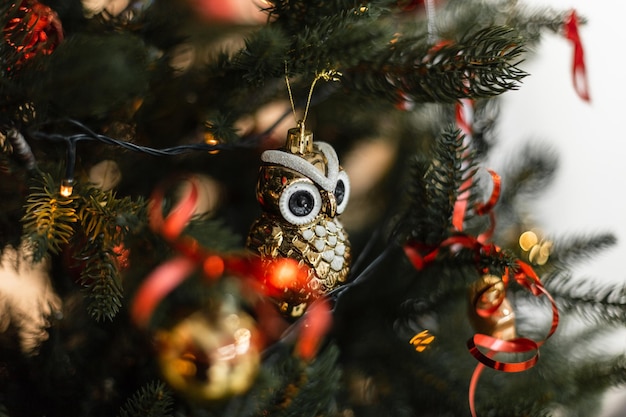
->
[246, 122, 352, 320]
[321, 189, 337, 217]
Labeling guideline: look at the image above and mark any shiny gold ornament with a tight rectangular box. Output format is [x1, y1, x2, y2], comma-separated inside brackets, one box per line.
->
[155, 290, 262, 402]
[246, 124, 351, 319]
[468, 274, 516, 340]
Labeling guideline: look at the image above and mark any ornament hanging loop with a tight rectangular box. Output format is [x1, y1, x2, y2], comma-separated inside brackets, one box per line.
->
[284, 66, 341, 154]
[284, 65, 342, 130]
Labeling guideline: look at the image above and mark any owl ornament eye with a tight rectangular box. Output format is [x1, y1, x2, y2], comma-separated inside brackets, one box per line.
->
[279, 181, 322, 225]
[246, 124, 352, 320]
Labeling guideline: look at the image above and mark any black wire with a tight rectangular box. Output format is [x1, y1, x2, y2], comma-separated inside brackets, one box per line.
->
[27, 80, 340, 158]
[29, 119, 233, 156]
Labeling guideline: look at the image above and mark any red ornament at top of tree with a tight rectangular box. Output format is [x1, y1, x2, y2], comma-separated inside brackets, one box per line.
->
[3, 0, 64, 67]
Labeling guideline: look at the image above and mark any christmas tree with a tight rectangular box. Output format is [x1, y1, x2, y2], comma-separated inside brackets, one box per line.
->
[1, 1, 624, 416]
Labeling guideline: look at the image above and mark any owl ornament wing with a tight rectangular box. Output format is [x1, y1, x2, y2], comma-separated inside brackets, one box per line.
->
[246, 126, 352, 319]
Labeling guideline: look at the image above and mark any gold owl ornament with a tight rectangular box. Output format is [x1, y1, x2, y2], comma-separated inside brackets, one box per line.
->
[246, 123, 351, 319]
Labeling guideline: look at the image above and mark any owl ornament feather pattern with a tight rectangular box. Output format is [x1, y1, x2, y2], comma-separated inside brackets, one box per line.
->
[246, 125, 351, 319]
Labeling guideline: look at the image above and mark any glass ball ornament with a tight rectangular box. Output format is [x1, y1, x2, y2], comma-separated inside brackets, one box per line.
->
[154, 289, 263, 402]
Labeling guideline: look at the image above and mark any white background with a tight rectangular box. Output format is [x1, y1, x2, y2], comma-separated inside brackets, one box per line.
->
[493, 1, 626, 415]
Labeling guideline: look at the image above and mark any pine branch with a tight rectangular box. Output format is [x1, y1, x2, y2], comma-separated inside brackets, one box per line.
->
[498, 143, 559, 207]
[507, 6, 581, 44]
[469, 98, 501, 158]
[287, 9, 391, 75]
[234, 26, 292, 85]
[441, 0, 576, 46]
[77, 185, 146, 248]
[544, 275, 626, 326]
[572, 355, 626, 392]
[21, 172, 78, 261]
[345, 26, 527, 104]
[117, 380, 174, 417]
[75, 240, 124, 322]
[211, 343, 341, 417]
[30, 32, 150, 121]
[266, 0, 393, 33]
[183, 217, 242, 252]
[270, 344, 342, 417]
[71, 185, 144, 321]
[397, 127, 473, 244]
[547, 233, 617, 270]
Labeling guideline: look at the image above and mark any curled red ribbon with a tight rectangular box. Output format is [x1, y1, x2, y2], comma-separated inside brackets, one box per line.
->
[452, 169, 501, 236]
[132, 256, 197, 328]
[402, 166, 558, 417]
[135, 178, 328, 356]
[468, 260, 559, 417]
[148, 177, 199, 243]
[564, 10, 590, 102]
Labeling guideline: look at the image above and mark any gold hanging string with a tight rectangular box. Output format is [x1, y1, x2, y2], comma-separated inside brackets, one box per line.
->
[284, 67, 341, 129]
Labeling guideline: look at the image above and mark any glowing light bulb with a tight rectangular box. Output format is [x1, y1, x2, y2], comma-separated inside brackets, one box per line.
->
[59, 178, 74, 197]
[204, 133, 220, 154]
[409, 330, 436, 352]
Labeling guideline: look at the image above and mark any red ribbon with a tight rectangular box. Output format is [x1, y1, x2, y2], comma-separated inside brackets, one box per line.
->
[564, 10, 590, 102]
[452, 169, 500, 237]
[135, 178, 329, 357]
[402, 165, 559, 417]
[452, 98, 474, 231]
[132, 256, 197, 328]
[455, 99, 474, 139]
[468, 260, 559, 417]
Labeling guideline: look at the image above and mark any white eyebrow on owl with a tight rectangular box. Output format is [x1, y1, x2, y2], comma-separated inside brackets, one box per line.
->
[261, 142, 340, 192]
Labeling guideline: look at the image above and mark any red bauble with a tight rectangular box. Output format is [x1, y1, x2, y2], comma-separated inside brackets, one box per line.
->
[3, 0, 64, 67]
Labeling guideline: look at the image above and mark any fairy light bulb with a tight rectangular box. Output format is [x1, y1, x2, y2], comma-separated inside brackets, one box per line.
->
[59, 178, 74, 197]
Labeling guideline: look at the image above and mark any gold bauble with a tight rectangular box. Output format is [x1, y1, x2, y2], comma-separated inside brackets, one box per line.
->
[468, 274, 516, 340]
[155, 293, 262, 402]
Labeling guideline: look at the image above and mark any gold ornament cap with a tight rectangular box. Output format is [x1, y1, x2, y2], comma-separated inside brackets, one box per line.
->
[285, 123, 313, 155]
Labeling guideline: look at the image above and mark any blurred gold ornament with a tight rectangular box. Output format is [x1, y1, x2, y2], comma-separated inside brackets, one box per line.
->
[468, 274, 516, 340]
[155, 291, 262, 402]
[246, 125, 351, 319]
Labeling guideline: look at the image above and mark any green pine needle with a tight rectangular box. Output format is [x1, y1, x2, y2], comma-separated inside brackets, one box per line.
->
[78, 185, 146, 248]
[117, 380, 174, 417]
[398, 126, 474, 244]
[22, 172, 78, 261]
